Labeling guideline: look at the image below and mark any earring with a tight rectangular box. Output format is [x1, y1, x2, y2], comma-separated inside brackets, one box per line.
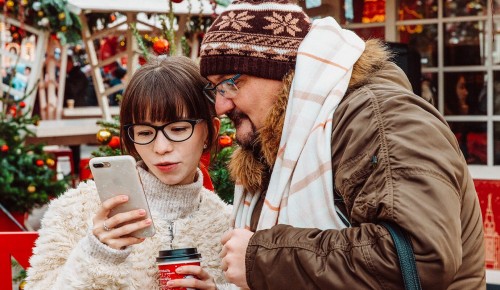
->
[203, 144, 208, 149]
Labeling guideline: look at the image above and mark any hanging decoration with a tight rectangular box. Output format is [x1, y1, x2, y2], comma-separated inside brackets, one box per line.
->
[91, 118, 122, 157]
[0, 0, 82, 45]
[96, 128, 113, 145]
[152, 38, 170, 55]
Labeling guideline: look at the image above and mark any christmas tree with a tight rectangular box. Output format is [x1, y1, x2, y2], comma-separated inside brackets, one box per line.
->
[0, 0, 82, 45]
[210, 116, 236, 204]
[0, 96, 67, 213]
[91, 117, 122, 157]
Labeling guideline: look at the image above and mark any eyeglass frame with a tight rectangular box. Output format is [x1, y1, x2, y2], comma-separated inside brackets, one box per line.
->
[124, 119, 204, 145]
[203, 74, 242, 103]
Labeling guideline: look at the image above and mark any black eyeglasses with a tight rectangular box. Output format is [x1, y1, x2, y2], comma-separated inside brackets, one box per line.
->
[203, 74, 241, 103]
[125, 119, 204, 145]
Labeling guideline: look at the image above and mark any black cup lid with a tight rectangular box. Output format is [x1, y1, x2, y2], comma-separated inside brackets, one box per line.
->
[157, 247, 201, 262]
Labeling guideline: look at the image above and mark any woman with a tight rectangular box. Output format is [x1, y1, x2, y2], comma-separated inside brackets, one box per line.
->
[25, 56, 232, 289]
[445, 73, 469, 115]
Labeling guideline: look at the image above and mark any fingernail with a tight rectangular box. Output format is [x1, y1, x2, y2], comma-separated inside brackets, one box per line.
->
[166, 281, 174, 286]
[144, 219, 152, 225]
[138, 209, 146, 215]
[122, 195, 128, 201]
[176, 267, 184, 273]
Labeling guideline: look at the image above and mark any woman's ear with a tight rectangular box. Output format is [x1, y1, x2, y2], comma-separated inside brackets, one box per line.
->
[212, 117, 221, 136]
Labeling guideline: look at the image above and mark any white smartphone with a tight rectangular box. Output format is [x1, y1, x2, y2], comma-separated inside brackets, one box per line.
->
[89, 155, 155, 238]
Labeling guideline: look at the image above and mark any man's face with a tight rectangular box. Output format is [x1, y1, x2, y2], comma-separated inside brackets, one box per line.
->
[207, 74, 282, 149]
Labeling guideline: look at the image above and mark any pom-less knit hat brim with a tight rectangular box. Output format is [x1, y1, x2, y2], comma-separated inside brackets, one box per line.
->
[200, 0, 311, 80]
[200, 55, 295, 80]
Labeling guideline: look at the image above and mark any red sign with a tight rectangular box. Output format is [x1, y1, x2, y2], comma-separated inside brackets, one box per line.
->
[475, 179, 500, 269]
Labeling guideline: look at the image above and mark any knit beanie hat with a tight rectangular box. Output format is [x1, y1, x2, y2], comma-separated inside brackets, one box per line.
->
[200, 0, 311, 80]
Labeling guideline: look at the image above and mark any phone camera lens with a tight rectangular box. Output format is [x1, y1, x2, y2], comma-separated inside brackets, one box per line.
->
[93, 163, 104, 168]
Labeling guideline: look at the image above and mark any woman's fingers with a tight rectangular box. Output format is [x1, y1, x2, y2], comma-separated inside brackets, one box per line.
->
[105, 209, 147, 229]
[97, 219, 150, 250]
[93, 195, 129, 223]
[91, 194, 151, 250]
[167, 266, 216, 290]
[177, 265, 210, 280]
[110, 218, 152, 237]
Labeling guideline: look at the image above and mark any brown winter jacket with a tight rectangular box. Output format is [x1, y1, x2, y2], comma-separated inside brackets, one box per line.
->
[229, 40, 485, 289]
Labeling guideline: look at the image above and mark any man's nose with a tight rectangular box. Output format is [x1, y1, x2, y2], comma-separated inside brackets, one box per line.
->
[215, 95, 235, 116]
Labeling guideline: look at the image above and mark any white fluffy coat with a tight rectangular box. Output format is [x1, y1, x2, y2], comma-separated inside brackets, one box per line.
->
[25, 180, 232, 289]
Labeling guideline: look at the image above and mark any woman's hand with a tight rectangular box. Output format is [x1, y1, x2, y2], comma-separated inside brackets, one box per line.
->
[92, 195, 152, 250]
[166, 265, 217, 290]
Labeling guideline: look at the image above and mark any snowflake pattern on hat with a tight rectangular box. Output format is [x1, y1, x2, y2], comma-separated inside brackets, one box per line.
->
[200, 0, 311, 80]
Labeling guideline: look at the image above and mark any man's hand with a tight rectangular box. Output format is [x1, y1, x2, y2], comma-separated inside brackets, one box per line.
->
[220, 229, 254, 288]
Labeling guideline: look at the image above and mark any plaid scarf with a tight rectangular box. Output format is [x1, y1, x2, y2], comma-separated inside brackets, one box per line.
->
[233, 17, 365, 230]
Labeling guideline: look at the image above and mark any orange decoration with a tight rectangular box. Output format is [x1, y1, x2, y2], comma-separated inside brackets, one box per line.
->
[35, 159, 44, 166]
[1, 145, 8, 152]
[153, 38, 170, 55]
[218, 135, 233, 148]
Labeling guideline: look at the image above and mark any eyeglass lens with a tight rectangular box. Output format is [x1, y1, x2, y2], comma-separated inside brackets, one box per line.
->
[218, 81, 238, 98]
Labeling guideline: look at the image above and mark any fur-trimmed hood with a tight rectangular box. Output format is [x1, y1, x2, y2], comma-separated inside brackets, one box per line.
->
[229, 39, 391, 193]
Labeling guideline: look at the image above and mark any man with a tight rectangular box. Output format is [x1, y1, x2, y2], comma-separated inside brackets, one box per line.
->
[200, 0, 485, 289]
[64, 56, 91, 107]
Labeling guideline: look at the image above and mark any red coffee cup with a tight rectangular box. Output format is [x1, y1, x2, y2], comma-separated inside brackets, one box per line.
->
[156, 247, 202, 290]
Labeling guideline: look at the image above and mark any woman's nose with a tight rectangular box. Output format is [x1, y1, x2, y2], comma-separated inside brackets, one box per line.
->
[153, 131, 174, 154]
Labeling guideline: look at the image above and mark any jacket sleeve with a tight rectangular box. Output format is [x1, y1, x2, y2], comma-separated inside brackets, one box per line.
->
[25, 185, 133, 289]
[246, 83, 469, 289]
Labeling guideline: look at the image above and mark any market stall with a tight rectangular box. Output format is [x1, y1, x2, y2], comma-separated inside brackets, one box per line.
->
[67, 0, 222, 120]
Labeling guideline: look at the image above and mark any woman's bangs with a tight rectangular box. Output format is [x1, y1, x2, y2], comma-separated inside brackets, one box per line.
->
[131, 79, 189, 123]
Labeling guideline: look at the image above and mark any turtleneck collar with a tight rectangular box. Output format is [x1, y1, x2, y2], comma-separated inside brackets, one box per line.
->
[136, 161, 202, 221]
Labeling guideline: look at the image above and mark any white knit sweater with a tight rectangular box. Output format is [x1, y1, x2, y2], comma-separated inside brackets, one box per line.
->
[25, 163, 233, 289]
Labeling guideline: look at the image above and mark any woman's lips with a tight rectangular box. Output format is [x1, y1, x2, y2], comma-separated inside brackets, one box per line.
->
[155, 162, 179, 173]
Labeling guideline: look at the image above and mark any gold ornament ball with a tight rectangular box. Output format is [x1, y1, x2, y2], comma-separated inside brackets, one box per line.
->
[61, 26, 67, 32]
[6, 0, 14, 8]
[46, 158, 55, 166]
[37, 11, 44, 17]
[21, 0, 28, 6]
[97, 129, 112, 144]
[27, 185, 36, 193]
[58, 12, 65, 20]
[18, 279, 27, 290]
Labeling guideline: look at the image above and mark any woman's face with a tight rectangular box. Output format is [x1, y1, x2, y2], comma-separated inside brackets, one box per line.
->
[134, 119, 208, 185]
[456, 76, 469, 103]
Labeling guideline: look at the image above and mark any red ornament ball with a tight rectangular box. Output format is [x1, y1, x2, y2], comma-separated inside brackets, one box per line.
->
[19, 101, 26, 108]
[1, 144, 8, 152]
[218, 135, 233, 148]
[35, 159, 44, 166]
[108, 136, 121, 149]
[171, 0, 184, 3]
[153, 38, 170, 55]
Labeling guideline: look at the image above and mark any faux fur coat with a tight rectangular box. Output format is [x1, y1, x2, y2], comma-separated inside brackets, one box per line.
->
[25, 177, 232, 289]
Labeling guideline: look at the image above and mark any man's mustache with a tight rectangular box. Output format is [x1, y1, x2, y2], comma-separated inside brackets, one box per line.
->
[226, 109, 246, 127]
[226, 109, 262, 154]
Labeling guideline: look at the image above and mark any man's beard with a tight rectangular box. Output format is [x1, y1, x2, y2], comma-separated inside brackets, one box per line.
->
[226, 109, 262, 155]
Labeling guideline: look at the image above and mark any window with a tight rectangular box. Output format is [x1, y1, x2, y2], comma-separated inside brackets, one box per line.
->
[307, 0, 500, 177]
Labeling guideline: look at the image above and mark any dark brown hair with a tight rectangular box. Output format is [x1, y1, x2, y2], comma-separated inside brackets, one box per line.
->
[120, 56, 216, 159]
